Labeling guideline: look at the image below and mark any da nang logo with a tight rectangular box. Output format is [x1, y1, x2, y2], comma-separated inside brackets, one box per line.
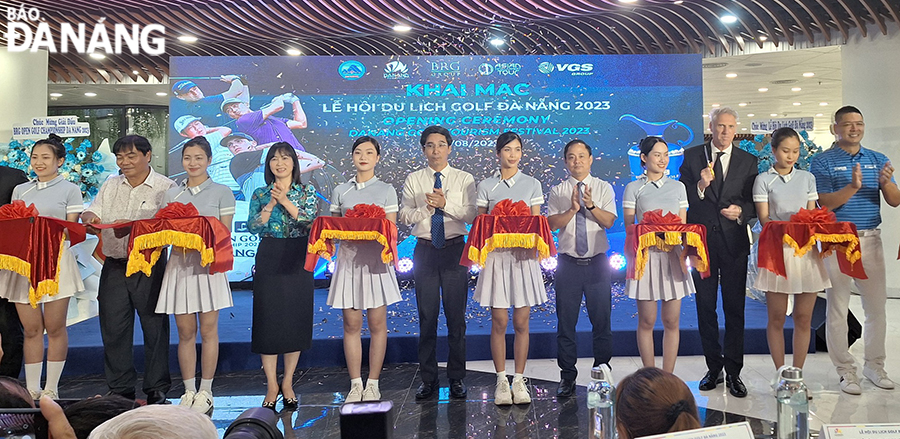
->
[383, 60, 409, 79]
[339, 60, 366, 80]
[6, 4, 165, 55]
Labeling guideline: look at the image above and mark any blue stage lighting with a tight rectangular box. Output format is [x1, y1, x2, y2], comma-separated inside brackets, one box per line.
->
[609, 253, 627, 271]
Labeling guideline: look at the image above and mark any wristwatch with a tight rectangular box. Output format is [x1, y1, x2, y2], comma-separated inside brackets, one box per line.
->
[586, 205, 596, 211]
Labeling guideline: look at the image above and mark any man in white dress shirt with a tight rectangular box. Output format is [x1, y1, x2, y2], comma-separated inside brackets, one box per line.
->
[81, 135, 175, 404]
[399, 126, 477, 399]
[547, 140, 617, 397]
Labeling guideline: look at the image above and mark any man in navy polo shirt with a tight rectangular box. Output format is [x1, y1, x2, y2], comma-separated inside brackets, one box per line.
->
[810, 105, 900, 395]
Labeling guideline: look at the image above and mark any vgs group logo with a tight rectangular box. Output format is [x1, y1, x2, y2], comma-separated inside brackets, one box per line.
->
[383, 60, 410, 80]
[539, 62, 594, 76]
[430, 60, 460, 77]
[339, 60, 366, 80]
[479, 62, 522, 76]
[6, 4, 166, 55]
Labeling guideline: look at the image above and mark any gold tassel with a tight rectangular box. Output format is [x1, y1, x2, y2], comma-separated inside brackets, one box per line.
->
[316, 230, 394, 264]
[126, 231, 214, 277]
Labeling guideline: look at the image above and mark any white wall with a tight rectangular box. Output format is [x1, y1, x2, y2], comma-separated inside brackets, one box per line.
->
[0, 50, 48, 141]
[842, 22, 900, 296]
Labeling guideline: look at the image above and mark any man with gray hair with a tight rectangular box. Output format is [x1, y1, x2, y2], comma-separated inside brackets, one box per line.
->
[88, 405, 217, 439]
[679, 107, 758, 398]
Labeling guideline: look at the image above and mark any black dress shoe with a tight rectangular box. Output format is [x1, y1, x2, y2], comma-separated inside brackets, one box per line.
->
[416, 380, 439, 400]
[145, 390, 170, 405]
[556, 379, 576, 398]
[449, 379, 467, 399]
[726, 375, 747, 398]
[698, 371, 724, 391]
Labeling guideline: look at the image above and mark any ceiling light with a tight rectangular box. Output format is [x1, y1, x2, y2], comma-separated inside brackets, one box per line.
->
[89, 53, 105, 60]
[84, 92, 97, 97]
[490, 38, 505, 47]
[393, 24, 411, 32]
[803, 72, 815, 77]
[49, 93, 62, 97]
[738, 102, 747, 107]
[286, 48, 302, 56]
[619, 0, 637, 3]
[816, 113, 824, 117]
[155, 92, 167, 96]
[747, 113, 755, 117]
[674, 0, 683, 3]
[736, 121, 741, 124]
[720, 14, 737, 24]
[770, 113, 778, 117]
[726, 73, 737, 78]
[819, 102, 828, 106]
[177, 35, 198, 43]
[741, 128, 747, 131]
[791, 87, 802, 91]
[702, 114, 708, 118]
[711, 103, 720, 108]
[759, 35, 768, 41]
[132, 70, 139, 75]
[758, 87, 768, 92]
[793, 102, 802, 106]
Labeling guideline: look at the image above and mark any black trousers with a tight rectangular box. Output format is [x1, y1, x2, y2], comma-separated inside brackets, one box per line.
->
[413, 238, 468, 384]
[0, 298, 23, 378]
[555, 254, 612, 381]
[692, 233, 747, 376]
[98, 253, 171, 396]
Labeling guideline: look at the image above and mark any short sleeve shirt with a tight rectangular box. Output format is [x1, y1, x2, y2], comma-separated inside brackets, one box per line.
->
[547, 175, 616, 256]
[476, 171, 543, 211]
[164, 178, 236, 220]
[236, 111, 305, 151]
[330, 177, 398, 215]
[752, 168, 818, 222]
[809, 145, 893, 229]
[622, 176, 688, 220]
[12, 175, 83, 220]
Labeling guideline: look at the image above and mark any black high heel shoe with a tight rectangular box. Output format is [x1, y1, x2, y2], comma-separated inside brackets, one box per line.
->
[262, 400, 277, 412]
[282, 396, 298, 411]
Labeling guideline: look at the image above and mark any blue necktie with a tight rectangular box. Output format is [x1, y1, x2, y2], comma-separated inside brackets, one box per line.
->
[575, 182, 588, 256]
[431, 172, 445, 249]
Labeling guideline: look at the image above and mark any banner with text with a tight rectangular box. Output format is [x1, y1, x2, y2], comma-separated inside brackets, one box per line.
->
[170, 55, 702, 281]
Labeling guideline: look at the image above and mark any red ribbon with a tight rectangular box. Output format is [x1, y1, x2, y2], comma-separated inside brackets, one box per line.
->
[305, 216, 399, 271]
[155, 202, 199, 219]
[789, 207, 836, 223]
[490, 199, 530, 216]
[0, 200, 39, 219]
[640, 209, 682, 225]
[345, 204, 387, 219]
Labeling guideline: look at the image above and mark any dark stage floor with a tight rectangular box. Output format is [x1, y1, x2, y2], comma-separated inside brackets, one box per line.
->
[58, 364, 776, 439]
[62, 282, 803, 376]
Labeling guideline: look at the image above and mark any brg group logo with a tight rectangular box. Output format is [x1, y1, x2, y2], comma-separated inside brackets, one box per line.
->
[339, 60, 366, 80]
[383, 60, 410, 79]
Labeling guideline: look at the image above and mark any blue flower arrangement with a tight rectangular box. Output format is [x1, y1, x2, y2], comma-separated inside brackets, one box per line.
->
[0, 137, 115, 201]
[738, 130, 824, 174]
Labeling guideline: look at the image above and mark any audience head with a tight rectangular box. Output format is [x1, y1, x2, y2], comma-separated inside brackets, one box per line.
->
[0, 377, 34, 408]
[65, 395, 139, 439]
[88, 404, 217, 439]
[615, 367, 701, 439]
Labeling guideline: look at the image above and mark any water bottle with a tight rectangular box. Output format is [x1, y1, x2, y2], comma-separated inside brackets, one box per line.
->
[776, 367, 809, 439]
[587, 365, 616, 439]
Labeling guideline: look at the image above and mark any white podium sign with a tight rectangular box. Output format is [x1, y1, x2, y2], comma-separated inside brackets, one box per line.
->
[821, 424, 900, 438]
[638, 421, 753, 439]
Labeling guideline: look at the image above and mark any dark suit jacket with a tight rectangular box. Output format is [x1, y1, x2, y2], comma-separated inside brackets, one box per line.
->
[0, 166, 28, 205]
[679, 142, 758, 257]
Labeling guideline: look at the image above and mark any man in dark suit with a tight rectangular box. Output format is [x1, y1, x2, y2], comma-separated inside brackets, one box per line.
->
[0, 165, 28, 377]
[679, 107, 758, 398]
